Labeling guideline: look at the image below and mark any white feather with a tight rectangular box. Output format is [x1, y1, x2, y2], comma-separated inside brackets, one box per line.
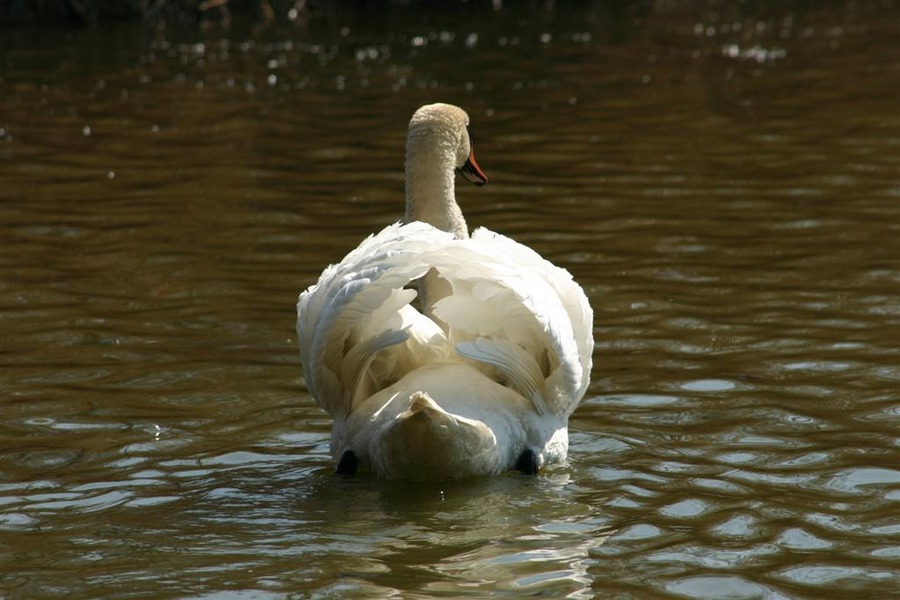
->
[296, 103, 594, 479]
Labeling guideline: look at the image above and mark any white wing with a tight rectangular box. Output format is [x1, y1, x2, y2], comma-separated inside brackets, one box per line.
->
[297, 222, 594, 419]
[430, 228, 593, 416]
[297, 222, 454, 419]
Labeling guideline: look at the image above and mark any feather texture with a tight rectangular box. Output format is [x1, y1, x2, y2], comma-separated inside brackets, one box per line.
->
[296, 103, 593, 479]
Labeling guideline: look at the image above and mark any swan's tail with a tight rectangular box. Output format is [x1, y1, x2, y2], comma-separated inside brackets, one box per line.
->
[375, 392, 499, 479]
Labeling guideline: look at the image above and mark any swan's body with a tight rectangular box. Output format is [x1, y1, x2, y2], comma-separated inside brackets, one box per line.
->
[297, 103, 593, 479]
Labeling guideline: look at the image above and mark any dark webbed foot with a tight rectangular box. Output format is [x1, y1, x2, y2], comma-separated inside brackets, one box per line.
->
[514, 449, 539, 475]
[336, 450, 358, 475]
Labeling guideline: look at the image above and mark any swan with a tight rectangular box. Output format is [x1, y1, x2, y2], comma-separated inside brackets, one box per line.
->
[297, 103, 594, 479]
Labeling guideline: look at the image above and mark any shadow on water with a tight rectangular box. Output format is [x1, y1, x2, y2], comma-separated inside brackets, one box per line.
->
[268, 466, 612, 597]
[20, 454, 611, 597]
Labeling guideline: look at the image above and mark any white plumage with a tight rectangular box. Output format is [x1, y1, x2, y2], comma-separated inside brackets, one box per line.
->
[297, 103, 593, 479]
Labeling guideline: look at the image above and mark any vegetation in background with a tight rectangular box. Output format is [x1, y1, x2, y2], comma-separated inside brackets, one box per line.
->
[0, 0, 322, 25]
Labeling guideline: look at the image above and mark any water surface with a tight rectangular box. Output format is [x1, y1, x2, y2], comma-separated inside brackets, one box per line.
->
[2, 1, 899, 598]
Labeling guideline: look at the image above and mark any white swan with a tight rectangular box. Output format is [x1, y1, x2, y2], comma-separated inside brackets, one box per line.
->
[297, 103, 593, 479]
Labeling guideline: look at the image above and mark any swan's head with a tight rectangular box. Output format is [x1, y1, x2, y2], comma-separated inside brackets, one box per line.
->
[408, 103, 488, 186]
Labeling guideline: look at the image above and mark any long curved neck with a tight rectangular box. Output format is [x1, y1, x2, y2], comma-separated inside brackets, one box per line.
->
[404, 133, 469, 239]
[403, 127, 468, 325]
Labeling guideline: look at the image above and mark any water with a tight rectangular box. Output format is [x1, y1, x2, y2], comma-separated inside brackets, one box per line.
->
[2, 1, 899, 597]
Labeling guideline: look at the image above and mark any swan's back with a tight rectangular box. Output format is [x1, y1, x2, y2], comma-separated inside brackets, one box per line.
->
[297, 222, 593, 424]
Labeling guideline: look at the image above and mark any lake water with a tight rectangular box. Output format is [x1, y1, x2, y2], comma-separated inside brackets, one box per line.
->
[2, 1, 899, 598]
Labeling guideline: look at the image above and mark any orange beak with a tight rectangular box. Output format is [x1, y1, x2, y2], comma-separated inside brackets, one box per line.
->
[458, 146, 488, 186]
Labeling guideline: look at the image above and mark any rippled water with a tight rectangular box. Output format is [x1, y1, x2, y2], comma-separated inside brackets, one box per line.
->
[2, 1, 899, 598]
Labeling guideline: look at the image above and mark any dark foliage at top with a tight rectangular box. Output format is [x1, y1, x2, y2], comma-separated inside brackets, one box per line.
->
[0, 0, 344, 25]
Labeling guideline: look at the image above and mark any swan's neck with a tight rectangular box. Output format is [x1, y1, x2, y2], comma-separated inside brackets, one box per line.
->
[404, 136, 469, 239]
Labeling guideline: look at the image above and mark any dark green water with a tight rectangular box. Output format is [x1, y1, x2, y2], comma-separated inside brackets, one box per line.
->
[2, 2, 899, 598]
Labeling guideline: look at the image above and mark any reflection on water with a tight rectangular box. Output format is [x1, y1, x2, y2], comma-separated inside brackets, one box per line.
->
[2, 1, 899, 598]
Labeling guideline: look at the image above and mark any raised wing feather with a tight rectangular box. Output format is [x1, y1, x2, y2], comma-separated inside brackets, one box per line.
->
[297, 222, 593, 420]
[297, 222, 454, 418]
[428, 230, 593, 416]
